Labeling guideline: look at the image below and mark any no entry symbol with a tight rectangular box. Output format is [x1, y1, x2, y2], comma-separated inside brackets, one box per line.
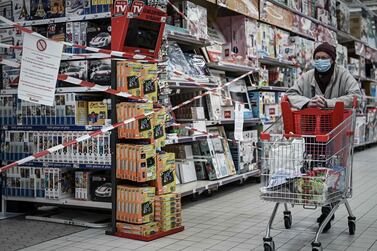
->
[36, 39, 47, 52]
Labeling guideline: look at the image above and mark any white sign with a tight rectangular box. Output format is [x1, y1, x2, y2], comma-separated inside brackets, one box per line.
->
[18, 33, 63, 106]
[234, 102, 244, 141]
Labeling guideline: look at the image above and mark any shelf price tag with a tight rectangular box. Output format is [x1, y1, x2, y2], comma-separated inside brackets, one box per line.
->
[18, 33, 63, 106]
[234, 102, 244, 141]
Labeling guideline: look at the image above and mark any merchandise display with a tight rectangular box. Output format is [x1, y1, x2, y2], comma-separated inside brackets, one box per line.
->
[1, 0, 377, 246]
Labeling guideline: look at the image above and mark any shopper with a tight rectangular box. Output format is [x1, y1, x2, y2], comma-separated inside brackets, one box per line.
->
[286, 42, 361, 232]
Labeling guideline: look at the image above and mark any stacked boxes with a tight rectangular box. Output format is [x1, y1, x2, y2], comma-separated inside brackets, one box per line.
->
[116, 102, 154, 139]
[75, 171, 90, 200]
[116, 186, 155, 224]
[116, 144, 157, 182]
[151, 152, 176, 195]
[4, 166, 44, 198]
[116, 222, 160, 236]
[155, 193, 182, 231]
[116, 61, 158, 102]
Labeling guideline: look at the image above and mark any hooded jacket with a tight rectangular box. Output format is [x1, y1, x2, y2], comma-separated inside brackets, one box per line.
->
[286, 65, 361, 109]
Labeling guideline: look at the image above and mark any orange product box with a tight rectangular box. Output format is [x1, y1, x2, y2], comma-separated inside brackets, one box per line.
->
[151, 152, 176, 195]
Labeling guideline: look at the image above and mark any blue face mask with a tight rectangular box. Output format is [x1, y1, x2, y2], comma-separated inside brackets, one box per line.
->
[314, 59, 332, 72]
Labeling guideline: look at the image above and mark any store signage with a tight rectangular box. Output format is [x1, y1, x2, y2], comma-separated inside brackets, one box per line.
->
[18, 33, 63, 106]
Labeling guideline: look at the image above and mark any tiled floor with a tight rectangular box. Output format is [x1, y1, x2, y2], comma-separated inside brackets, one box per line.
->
[19, 146, 377, 251]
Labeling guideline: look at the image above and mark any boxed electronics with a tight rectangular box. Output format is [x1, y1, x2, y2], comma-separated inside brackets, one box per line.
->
[182, 1, 208, 40]
[350, 10, 368, 42]
[256, 22, 275, 58]
[87, 20, 112, 49]
[90, 171, 111, 202]
[88, 59, 111, 85]
[217, 15, 258, 65]
[336, 0, 350, 33]
[354, 116, 366, 145]
[59, 60, 88, 80]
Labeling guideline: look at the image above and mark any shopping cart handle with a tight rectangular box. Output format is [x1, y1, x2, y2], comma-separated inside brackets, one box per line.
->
[353, 96, 358, 109]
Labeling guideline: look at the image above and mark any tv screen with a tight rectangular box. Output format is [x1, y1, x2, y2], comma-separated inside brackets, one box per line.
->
[124, 19, 161, 50]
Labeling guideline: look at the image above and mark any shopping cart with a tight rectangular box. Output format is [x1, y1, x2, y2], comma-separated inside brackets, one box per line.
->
[260, 97, 357, 251]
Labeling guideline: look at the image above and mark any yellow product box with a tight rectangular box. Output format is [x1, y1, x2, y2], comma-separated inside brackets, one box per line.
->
[88, 101, 107, 126]
[117, 61, 144, 97]
[153, 108, 166, 148]
[116, 102, 153, 139]
[116, 222, 159, 236]
[151, 153, 176, 195]
[117, 185, 155, 224]
[75, 101, 88, 125]
[160, 219, 182, 232]
[155, 210, 182, 221]
[155, 193, 181, 202]
[141, 63, 158, 102]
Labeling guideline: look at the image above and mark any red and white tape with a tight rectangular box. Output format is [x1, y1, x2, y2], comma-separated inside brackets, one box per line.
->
[0, 69, 254, 173]
[0, 16, 159, 63]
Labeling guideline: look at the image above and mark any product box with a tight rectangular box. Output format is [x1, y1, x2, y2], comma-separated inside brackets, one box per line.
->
[47, 23, 66, 42]
[217, 0, 258, 19]
[275, 29, 291, 60]
[30, 0, 65, 19]
[66, 0, 85, 16]
[117, 144, 156, 182]
[154, 193, 182, 231]
[164, 145, 197, 184]
[13, 0, 31, 21]
[260, 0, 293, 31]
[288, 0, 301, 11]
[117, 185, 155, 224]
[152, 152, 176, 195]
[336, 44, 348, 69]
[116, 222, 160, 236]
[140, 63, 158, 103]
[117, 102, 154, 139]
[348, 58, 360, 77]
[167, 41, 199, 80]
[182, 1, 208, 40]
[217, 15, 258, 64]
[90, 171, 111, 202]
[205, 20, 227, 63]
[116, 61, 144, 97]
[0, 0, 12, 20]
[256, 22, 275, 58]
[184, 54, 211, 82]
[88, 101, 107, 126]
[88, 59, 111, 85]
[59, 60, 88, 80]
[153, 108, 166, 148]
[350, 11, 368, 42]
[87, 20, 112, 49]
[75, 171, 90, 200]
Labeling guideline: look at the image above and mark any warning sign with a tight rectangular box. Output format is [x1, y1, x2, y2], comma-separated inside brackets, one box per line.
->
[18, 33, 63, 106]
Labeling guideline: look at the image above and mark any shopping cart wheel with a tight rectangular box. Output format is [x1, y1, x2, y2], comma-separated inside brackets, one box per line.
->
[348, 216, 356, 235]
[311, 241, 322, 251]
[284, 215, 292, 229]
[263, 239, 275, 251]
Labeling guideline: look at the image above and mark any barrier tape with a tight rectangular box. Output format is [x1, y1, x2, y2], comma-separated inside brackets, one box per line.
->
[0, 69, 254, 173]
[0, 16, 159, 63]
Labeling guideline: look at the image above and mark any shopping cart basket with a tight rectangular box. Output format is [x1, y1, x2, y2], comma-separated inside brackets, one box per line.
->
[260, 97, 357, 251]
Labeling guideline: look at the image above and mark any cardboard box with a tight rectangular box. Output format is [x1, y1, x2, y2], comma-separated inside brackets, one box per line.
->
[217, 0, 258, 19]
[117, 185, 155, 224]
[88, 101, 107, 126]
[116, 222, 159, 236]
[152, 152, 176, 195]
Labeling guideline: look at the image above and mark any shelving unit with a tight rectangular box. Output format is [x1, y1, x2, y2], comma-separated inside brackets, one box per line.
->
[207, 62, 258, 74]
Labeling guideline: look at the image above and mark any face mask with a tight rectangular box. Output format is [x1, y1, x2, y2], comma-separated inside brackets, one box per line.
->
[314, 59, 332, 73]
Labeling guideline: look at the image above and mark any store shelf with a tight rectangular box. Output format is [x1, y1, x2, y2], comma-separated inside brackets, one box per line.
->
[355, 76, 377, 84]
[266, 0, 337, 31]
[1, 125, 105, 131]
[248, 86, 289, 92]
[0, 12, 111, 29]
[166, 26, 211, 48]
[165, 134, 213, 145]
[161, 80, 218, 89]
[206, 118, 261, 126]
[207, 62, 258, 74]
[56, 86, 111, 93]
[176, 169, 260, 197]
[176, 118, 261, 126]
[62, 53, 111, 61]
[336, 29, 361, 44]
[1, 87, 111, 94]
[4, 197, 111, 210]
[354, 139, 377, 148]
[259, 56, 297, 68]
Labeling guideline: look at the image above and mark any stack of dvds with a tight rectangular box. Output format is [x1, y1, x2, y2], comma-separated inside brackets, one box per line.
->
[154, 193, 182, 232]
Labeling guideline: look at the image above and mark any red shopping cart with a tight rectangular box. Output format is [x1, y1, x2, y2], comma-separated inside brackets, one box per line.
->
[260, 97, 357, 251]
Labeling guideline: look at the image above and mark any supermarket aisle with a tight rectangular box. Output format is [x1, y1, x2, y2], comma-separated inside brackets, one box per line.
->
[20, 146, 377, 251]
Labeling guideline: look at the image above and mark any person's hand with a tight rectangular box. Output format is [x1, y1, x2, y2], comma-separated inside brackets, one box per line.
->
[307, 96, 327, 108]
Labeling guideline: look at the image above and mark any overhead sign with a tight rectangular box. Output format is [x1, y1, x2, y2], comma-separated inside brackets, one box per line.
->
[18, 33, 63, 106]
